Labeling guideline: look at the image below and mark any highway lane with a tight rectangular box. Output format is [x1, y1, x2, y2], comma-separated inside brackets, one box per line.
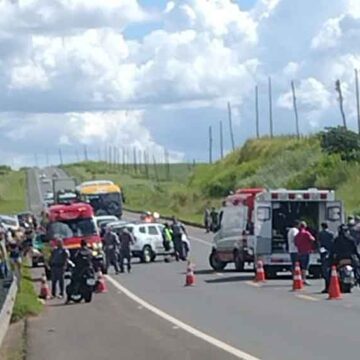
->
[26, 167, 251, 360]
[28, 167, 360, 360]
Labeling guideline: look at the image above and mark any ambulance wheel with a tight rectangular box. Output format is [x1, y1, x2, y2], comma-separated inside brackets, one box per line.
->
[209, 251, 227, 271]
[264, 267, 277, 279]
[234, 251, 244, 272]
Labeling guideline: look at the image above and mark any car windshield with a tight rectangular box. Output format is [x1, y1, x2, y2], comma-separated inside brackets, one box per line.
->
[48, 218, 97, 239]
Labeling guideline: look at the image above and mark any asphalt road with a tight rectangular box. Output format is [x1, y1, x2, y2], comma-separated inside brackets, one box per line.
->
[27, 167, 360, 360]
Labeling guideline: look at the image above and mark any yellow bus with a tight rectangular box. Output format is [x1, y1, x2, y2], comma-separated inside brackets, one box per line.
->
[78, 180, 123, 218]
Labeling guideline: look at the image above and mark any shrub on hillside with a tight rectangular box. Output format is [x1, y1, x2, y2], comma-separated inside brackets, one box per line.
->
[320, 127, 360, 161]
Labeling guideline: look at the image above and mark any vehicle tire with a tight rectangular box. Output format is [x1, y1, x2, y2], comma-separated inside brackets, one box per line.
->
[340, 282, 352, 294]
[151, 254, 157, 262]
[264, 267, 277, 279]
[309, 267, 322, 279]
[141, 246, 152, 263]
[70, 294, 83, 303]
[234, 251, 244, 272]
[84, 291, 93, 303]
[209, 251, 227, 271]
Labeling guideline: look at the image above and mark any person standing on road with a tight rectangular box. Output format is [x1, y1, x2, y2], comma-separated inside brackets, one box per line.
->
[203, 208, 210, 233]
[119, 228, 135, 273]
[49, 238, 69, 299]
[318, 222, 334, 293]
[295, 221, 316, 286]
[7, 230, 23, 287]
[162, 223, 173, 252]
[287, 220, 299, 273]
[0, 228, 9, 279]
[103, 226, 120, 274]
[210, 208, 218, 232]
[171, 217, 187, 261]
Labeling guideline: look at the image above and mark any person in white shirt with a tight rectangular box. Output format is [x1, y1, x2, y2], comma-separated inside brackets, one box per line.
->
[287, 220, 300, 273]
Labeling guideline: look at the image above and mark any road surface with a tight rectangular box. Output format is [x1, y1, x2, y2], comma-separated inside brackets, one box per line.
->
[27, 167, 360, 360]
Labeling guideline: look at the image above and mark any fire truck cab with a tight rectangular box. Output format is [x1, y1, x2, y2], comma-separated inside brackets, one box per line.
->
[47, 203, 104, 269]
[254, 189, 344, 278]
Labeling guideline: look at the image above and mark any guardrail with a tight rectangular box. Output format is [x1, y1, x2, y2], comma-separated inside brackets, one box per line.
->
[0, 277, 17, 348]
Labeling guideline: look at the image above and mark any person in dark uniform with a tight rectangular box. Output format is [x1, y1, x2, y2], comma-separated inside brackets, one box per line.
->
[49, 238, 69, 299]
[103, 226, 120, 274]
[119, 228, 135, 273]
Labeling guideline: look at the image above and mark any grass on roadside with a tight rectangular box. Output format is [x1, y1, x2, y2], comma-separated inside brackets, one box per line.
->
[11, 265, 43, 323]
[0, 170, 26, 214]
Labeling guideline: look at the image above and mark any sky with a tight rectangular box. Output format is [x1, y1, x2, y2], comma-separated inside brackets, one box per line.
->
[1, 0, 360, 167]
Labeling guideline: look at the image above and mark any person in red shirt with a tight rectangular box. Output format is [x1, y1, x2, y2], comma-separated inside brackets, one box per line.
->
[295, 221, 315, 285]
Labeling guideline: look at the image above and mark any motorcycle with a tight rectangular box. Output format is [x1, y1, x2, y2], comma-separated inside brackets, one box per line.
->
[66, 263, 96, 303]
[337, 258, 356, 293]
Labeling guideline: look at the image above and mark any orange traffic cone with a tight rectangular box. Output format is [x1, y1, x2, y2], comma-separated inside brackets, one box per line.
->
[328, 266, 342, 300]
[185, 261, 195, 286]
[39, 274, 50, 300]
[292, 262, 303, 291]
[254, 260, 266, 282]
[96, 271, 108, 293]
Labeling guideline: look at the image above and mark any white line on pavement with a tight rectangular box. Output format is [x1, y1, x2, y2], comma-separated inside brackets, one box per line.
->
[189, 236, 212, 247]
[295, 294, 319, 302]
[106, 275, 261, 360]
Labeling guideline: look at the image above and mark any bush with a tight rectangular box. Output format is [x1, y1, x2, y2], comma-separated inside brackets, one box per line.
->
[320, 126, 360, 161]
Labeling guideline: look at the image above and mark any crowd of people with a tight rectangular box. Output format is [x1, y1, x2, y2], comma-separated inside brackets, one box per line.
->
[287, 217, 360, 292]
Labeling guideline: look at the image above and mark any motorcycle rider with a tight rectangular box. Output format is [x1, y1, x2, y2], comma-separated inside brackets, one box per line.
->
[330, 224, 360, 283]
[171, 217, 187, 261]
[103, 225, 120, 274]
[119, 227, 135, 273]
[318, 222, 334, 293]
[66, 239, 93, 304]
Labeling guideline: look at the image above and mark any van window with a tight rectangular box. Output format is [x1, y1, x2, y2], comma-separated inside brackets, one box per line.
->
[138, 226, 146, 234]
[148, 226, 159, 235]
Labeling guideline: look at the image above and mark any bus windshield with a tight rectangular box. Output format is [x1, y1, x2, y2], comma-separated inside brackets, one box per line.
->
[84, 192, 122, 216]
[48, 218, 97, 239]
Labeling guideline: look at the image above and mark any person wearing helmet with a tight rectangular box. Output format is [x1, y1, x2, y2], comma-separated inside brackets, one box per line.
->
[330, 225, 360, 268]
[171, 217, 187, 261]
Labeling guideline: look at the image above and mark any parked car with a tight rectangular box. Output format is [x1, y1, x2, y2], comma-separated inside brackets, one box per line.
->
[109, 222, 191, 263]
[0, 215, 20, 231]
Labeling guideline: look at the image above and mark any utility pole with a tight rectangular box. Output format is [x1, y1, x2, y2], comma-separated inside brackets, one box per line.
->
[58, 148, 63, 165]
[133, 148, 137, 174]
[209, 125, 213, 164]
[153, 154, 159, 182]
[335, 79, 347, 129]
[268, 76, 274, 138]
[355, 69, 360, 134]
[84, 145, 88, 162]
[291, 80, 300, 139]
[219, 120, 224, 160]
[227, 102, 235, 151]
[34, 153, 39, 168]
[255, 85, 260, 139]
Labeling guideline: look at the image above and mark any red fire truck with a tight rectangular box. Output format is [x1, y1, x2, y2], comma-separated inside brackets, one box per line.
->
[46, 202, 105, 272]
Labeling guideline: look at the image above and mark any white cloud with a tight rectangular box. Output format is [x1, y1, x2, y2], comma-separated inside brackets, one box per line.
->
[2, 0, 360, 164]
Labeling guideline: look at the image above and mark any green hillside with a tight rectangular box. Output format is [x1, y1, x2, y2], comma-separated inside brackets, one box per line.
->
[64, 128, 360, 223]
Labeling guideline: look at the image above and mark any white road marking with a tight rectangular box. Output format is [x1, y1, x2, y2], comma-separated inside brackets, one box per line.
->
[106, 275, 261, 360]
[189, 236, 212, 247]
[295, 294, 319, 302]
[245, 281, 261, 288]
